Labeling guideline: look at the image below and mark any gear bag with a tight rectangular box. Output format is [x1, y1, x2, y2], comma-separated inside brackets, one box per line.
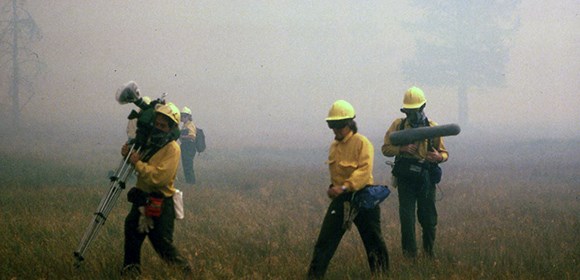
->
[127, 187, 148, 206]
[195, 128, 206, 153]
[145, 193, 164, 217]
[430, 163, 442, 184]
[352, 185, 391, 210]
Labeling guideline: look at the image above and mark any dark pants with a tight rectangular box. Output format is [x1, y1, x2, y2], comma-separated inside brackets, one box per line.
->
[124, 196, 190, 271]
[308, 193, 389, 279]
[397, 177, 437, 258]
[181, 142, 196, 184]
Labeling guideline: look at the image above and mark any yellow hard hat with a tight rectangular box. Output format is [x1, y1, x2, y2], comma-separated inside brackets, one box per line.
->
[142, 96, 151, 105]
[156, 102, 181, 125]
[326, 100, 355, 121]
[181, 106, 192, 115]
[402, 86, 427, 109]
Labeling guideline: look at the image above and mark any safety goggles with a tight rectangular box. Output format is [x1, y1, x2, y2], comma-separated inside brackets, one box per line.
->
[327, 120, 348, 129]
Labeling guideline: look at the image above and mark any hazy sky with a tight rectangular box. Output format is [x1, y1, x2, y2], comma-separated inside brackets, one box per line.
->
[3, 0, 579, 148]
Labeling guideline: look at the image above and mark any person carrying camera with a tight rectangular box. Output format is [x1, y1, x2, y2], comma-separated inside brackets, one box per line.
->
[120, 102, 192, 278]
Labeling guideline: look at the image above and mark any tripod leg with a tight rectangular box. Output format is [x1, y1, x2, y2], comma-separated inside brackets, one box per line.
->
[74, 181, 125, 266]
[74, 145, 139, 267]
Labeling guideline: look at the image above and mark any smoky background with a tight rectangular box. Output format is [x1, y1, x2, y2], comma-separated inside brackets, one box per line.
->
[0, 0, 578, 174]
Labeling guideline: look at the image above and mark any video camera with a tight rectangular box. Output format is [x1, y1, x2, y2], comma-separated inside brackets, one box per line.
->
[115, 81, 180, 149]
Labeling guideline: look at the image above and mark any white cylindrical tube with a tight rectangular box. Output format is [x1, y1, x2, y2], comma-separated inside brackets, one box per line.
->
[173, 189, 184, 220]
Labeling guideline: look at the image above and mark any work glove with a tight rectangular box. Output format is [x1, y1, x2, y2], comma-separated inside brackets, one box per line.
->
[137, 206, 154, 233]
[342, 201, 358, 231]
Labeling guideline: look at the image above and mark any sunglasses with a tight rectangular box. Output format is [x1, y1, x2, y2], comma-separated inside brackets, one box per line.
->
[327, 120, 348, 129]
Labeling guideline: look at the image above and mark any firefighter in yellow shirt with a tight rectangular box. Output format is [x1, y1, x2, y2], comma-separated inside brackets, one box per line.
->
[308, 100, 389, 279]
[179, 106, 198, 185]
[121, 103, 191, 278]
[382, 87, 448, 259]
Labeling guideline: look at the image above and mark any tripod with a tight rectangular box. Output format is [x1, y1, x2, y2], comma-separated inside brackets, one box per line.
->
[74, 144, 140, 267]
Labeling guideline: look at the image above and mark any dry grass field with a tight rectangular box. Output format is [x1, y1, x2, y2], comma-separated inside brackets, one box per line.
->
[0, 130, 578, 279]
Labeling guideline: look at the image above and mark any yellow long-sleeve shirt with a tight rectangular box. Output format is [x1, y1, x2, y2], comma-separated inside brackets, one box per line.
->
[381, 118, 448, 162]
[327, 131, 374, 192]
[180, 120, 197, 143]
[134, 141, 180, 197]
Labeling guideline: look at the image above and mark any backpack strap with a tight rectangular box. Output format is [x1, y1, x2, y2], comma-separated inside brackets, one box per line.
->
[425, 117, 435, 151]
[398, 118, 406, 131]
[394, 118, 407, 163]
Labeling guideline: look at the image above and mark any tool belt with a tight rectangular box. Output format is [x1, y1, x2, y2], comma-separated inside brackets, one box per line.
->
[392, 157, 426, 179]
[392, 157, 442, 184]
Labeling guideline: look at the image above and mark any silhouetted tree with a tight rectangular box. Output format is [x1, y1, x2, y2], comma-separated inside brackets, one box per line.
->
[402, 0, 520, 125]
[0, 0, 43, 128]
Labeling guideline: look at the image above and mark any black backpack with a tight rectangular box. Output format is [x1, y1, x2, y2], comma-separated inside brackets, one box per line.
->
[195, 128, 206, 153]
